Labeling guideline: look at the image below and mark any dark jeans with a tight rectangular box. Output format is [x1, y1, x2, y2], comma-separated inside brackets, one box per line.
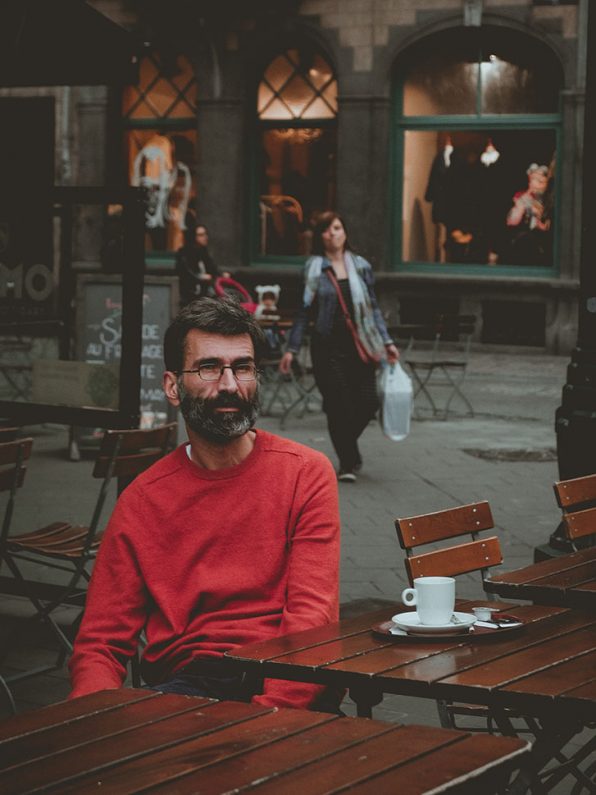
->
[148, 658, 260, 702]
[312, 343, 379, 471]
[149, 659, 344, 715]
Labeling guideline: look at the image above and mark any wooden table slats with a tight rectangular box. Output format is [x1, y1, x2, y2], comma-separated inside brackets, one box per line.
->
[343, 734, 530, 795]
[487, 547, 596, 607]
[233, 605, 590, 698]
[0, 689, 155, 743]
[234, 723, 464, 795]
[326, 606, 580, 681]
[501, 649, 596, 701]
[229, 606, 397, 661]
[223, 602, 596, 790]
[0, 693, 531, 795]
[54, 702, 335, 795]
[436, 626, 596, 694]
[231, 600, 521, 666]
[1, 691, 212, 770]
[0, 698, 271, 795]
[489, 547, 596, 585]
[95, 710, 376, 795]
[225, 605, 596, 718]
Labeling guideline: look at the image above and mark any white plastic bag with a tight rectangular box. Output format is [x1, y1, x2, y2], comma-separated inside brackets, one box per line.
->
[378, 361, 413, 441]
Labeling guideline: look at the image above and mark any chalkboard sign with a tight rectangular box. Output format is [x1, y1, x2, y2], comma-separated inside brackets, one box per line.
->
[76, 274, 178, 427]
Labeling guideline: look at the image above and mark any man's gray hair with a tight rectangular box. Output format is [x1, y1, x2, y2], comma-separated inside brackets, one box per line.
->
[164, 297, 267, 372]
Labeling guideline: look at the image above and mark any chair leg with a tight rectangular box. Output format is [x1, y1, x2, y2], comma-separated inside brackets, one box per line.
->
[436, 699, 455, 729]
[409, 367, 440, 417]
[441, 366, 474, 418]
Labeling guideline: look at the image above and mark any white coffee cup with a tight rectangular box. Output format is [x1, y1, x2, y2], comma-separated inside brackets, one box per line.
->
[401, 576, 456, 625]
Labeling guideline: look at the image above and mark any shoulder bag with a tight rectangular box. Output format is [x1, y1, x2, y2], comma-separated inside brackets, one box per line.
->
[326, 268, 382, 366]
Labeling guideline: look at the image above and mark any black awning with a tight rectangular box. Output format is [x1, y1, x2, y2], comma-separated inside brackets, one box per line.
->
[0, 0, 139, 87]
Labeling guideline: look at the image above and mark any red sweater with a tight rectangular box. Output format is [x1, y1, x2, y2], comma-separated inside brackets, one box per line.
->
[69, 430, 340, 709]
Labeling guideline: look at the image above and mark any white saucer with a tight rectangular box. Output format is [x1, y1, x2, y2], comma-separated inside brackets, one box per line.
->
[391, 611, 476, 635]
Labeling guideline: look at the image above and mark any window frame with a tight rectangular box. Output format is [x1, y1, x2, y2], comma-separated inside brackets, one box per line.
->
[121, 50, 198, 268]
[391, 48, 563, 277]
[250, 47, 338, 266]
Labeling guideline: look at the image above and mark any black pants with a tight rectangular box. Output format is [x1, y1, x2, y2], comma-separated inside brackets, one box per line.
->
[149, 659, 344, 714]
[312, 342, 379, 472]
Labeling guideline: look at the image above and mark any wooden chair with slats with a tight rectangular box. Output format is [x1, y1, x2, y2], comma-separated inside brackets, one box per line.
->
[0, 423, 176, 699]
[553, 472, 596, 549]
[395, 500, 503, 589]
[395, 501, 508, 731]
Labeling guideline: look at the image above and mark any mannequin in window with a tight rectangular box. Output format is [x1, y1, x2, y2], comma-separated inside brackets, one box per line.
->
[478, 139, 509, 265]
[132, 132, 175, 250]
[506, 163, 552, 266]
[424, 135, 455, 261]
[442, 148, 488, 264]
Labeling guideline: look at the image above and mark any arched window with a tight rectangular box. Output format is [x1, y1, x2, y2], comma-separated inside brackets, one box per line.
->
[394, 27, 563, 273]
[255, 48, 338, 259]
[122, 50, 197, 255]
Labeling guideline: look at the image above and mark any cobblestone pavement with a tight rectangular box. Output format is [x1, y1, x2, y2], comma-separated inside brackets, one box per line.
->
[2, 349, 585, 792]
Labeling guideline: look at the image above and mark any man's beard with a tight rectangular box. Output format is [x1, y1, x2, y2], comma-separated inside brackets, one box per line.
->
[178, 380, 260, 444]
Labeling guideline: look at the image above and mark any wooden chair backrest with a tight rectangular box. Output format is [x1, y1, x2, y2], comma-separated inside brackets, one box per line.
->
[562, 506, 596, 542]
[93, 423, 177, 479]
[87, 424, 177, 540]
[553, 473, 596, 511]
[553, 473, 596, 544]
[395, 501, 502, 585]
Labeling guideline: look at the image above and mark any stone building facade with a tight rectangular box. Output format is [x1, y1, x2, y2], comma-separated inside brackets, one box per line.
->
[0, 0, 587, 354]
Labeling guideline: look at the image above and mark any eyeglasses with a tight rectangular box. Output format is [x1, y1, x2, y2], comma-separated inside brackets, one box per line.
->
[177, 362, 259, 382]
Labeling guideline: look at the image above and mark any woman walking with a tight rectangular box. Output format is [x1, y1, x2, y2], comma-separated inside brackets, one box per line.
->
[280, 212, 399, 481]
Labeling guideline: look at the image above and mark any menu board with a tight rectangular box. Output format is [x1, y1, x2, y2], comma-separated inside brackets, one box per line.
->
[77, 275, 177, 427]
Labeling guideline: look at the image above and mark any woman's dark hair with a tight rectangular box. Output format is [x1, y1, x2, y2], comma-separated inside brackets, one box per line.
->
[311, 211, 352, 256]
[183, 221, 208, 249]
[164, 297, 267, 371]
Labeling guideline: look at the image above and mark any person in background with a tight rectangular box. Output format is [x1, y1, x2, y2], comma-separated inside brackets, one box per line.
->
[69, 297, 341, 712]
[176, 223, 230, 306]
[279, 212, 399, 482]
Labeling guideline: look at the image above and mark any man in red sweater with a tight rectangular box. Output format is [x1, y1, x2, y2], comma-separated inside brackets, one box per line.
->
[69, 297, 341, 711]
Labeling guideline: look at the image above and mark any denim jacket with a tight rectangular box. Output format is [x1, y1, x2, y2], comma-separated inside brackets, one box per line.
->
[286, 255, 393, 354]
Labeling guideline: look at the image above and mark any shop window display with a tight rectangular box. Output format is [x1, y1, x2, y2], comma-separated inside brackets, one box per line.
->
[122, 51, 197, 254]
[405, 129, 556, 266]
[397, 27, 561, 270]
[256, 49, 338, 257]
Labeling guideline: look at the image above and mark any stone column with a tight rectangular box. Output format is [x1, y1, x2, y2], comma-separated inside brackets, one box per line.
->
[196, 98, 246, 269]
[337, 95, 390, 270]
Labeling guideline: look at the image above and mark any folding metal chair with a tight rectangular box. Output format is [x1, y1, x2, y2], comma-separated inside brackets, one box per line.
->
[405, 314, 476, 419]
[0, 436, 33, 713]
[0, 423, 176, 696]
[259, 326, 321, 428]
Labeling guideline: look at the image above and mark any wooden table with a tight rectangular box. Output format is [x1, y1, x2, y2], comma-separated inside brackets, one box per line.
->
[0, 689, 531, 795]
[487, 546, 596, 608]
[225, 599, 596, 793]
